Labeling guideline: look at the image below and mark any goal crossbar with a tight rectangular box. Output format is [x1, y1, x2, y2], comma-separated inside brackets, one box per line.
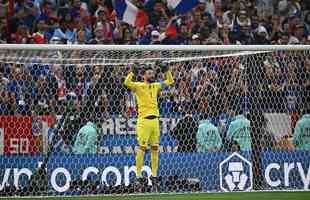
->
[1, 44, 310, 51]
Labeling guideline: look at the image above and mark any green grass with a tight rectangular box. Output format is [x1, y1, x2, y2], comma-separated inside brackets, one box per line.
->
[4, 191, 310, 200]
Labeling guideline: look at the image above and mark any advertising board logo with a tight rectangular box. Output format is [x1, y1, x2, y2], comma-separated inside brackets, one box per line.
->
[219, 152, 252, 191]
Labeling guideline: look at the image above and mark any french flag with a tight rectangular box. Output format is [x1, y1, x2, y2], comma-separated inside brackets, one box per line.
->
[165, 16, 182, 38]
[167, 0, 200, 14]
[113, 0, 148, 28]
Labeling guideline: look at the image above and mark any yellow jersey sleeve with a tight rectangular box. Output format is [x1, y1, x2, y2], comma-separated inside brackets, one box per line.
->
[124, 72, 139, 91]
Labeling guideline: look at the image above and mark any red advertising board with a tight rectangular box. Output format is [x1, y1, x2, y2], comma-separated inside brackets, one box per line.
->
[0, 115, 55, 155]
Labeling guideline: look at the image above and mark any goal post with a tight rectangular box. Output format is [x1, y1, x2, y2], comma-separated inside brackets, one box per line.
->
[0, 44, 309, 196]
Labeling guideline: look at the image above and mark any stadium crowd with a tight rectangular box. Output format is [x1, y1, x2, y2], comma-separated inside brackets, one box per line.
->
[0, 51, 309, 153]
[0, 0, 310, 154]
[0, 0, 310, 45]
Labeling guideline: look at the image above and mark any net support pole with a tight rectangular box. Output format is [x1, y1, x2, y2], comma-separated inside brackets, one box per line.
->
[246, 53, 266, 189]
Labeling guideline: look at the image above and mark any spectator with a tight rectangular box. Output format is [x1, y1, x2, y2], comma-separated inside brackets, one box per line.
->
[70, 0, 86, 22]
[196, 116, 222, 153]
[148, 0, 167, 27]
[257, 114, 277, 151]
[31, 19, 48, 44]
[303, 57, 310, 88]
[22, 0, 38, 29]
[226, 65, 246, 113]
[250, 14, 260, 32]
[306, 35, 310, 44]
[194, 69, 217, 100]
[10, 24, 30, 44]
[50, 64, 67, 102]
[0, 0, 8, 19]
[222, 1, 237, 27]
[192, 13, 212, 40]
[169, 102, 198, 152]
[232, 23, 254, 45]
[283, 62, 303, 128]
[304, 11, 310, 35]
[195, 69, 218, 115]
[68, 64, 90, 103]
[7, 64, 34, 115]
[94, 10, 114, 43]
[124, 25, 138, 44]
[293, 105, 310, 150]
[89, 25, 105, 44]
[138, 24, 153, 44]
[217, 102, 233, 142]
[105, 66, 126, 115]
[32, 75, 52, 115]
[293, 23, 307, 43]
[0, 15, 8, 44]
[217, 24, 230, 44]
[254, 25, 270, 44]
[47, 92, 81, 154]
[75, 29, 88, 44]
[52, 19, 76, 44]
[175, 71, 191, 108]
[191, 34, 201, 45]
[88, 65, 102, 92]
[0, 64, 9, 92]
[80, 19, 93, 42]
[94, 0, 110, 17]
[191, 12, 202, 34]
[268, 14, 282, 43]
[73, 121, 98, 154]
[150, 30, 161, 44]
[226, 107, 251, 151]
[94, 93, 110, 122]
[59, 92, 80, 150]
[0, 65, 10, 114]
[279, 32, 290, 44]
[261, 60, 285, 112]
[175, 24, 190, 45]
[36, 1, 57, 32]
[86, 65, 110, 119]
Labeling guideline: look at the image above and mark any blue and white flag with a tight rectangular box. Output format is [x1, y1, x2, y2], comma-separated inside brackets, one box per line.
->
[167, 0, 200, 14]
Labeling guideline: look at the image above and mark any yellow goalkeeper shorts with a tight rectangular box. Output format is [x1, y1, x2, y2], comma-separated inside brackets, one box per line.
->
[136, 117, 160, 147]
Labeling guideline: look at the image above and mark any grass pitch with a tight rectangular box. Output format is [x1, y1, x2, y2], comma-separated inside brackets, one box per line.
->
[3, 191, 310, 200]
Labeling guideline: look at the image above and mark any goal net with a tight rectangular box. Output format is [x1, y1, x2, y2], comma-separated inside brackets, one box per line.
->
[0, 45, 309, 196]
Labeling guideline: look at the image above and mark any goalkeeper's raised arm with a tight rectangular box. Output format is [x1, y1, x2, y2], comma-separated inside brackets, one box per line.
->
[123, 65, 140, 91]
[159, 62, 174, 88]
[123, 62, 174, 90]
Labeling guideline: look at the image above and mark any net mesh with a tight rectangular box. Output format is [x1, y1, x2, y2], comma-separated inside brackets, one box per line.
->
[0, 46, 309, 196]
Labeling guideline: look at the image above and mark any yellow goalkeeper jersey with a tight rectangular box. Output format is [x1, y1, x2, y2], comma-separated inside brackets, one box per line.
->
[124, 70, 174, 119]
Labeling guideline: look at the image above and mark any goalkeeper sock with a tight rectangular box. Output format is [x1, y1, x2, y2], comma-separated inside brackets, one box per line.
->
[136, 147, 145, 178]
[151, 147, 159, 177]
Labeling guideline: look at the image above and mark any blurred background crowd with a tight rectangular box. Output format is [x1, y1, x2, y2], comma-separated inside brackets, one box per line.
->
[0, 0, 310, 154]
[0, 50, 309, 153]
[0, 0, 310, 45]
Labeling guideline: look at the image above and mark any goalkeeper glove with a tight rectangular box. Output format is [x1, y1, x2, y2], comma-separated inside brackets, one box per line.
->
[131, 63, 140, 76]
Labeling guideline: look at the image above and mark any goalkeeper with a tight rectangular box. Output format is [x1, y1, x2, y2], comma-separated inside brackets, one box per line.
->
[124, 62, 174, 191]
